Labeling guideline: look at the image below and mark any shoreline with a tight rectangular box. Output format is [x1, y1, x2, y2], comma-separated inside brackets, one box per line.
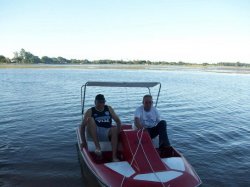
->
[1, 63, 250, 74]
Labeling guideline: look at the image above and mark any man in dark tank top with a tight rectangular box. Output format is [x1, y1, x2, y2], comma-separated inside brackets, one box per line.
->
[81, 94, 121, 162]
[91, 105, 112, 128]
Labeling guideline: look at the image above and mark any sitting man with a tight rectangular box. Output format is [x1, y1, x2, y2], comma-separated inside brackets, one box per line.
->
[134, 94, 171, 149]
[81, 94, 121, 162]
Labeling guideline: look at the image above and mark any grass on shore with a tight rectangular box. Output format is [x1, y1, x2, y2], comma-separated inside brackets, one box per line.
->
[1, 63, 250, 74]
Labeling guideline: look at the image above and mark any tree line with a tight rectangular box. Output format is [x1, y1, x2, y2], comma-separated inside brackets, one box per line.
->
[0, 48, 249, 67]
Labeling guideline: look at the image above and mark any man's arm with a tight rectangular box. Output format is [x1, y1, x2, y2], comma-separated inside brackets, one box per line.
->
[134, 117, 144, 129]
[80, 109, 91, 146]
[134, 107, 144, 129]
[83, 108, 92, 126]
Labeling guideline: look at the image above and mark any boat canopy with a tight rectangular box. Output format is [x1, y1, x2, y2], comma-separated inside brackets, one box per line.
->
[81, 81, 161, 115]
[83, 81, 160, 88]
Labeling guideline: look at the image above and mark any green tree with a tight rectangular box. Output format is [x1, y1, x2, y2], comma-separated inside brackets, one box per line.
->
[57, 56, 69, 64]
[0, 55, 8, 63]
[12, 51, 22, 63]
[41, 56, 53, 64]
[18, 48, 41, 64]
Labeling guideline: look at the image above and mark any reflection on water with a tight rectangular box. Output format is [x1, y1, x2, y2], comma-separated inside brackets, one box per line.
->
[76, 144, 100, 187]
[0, 68, 250, 187]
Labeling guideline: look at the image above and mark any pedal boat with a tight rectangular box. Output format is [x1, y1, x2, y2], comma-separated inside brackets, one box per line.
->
[76, 81, 202, 187]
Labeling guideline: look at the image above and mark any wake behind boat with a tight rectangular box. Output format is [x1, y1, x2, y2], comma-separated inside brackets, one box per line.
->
[76, 81, 202, 187]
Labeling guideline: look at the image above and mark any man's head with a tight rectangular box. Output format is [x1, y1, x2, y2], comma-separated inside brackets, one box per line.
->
[142, 94, 153, 111]
[95, 94, 106, 105]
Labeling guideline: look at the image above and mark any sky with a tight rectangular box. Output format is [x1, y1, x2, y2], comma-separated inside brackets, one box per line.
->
[0, 0, 250, 63]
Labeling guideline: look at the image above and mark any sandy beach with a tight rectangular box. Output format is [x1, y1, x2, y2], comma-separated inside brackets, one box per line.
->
[1, 63, 250, 74]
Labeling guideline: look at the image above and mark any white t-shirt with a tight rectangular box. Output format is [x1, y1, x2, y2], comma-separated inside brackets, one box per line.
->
[134, 105, 161, 128]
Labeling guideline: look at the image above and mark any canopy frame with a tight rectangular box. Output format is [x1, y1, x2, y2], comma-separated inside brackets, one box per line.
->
[81, 81, 161, 115]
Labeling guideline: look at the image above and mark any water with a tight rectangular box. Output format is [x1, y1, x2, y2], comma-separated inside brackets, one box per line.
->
[0, 67, 250, 187]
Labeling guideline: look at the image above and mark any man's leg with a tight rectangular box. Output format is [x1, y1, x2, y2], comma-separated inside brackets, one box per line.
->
[156, 120, 171, 147]
[86, 118, 101, 150]
[109, 126, 119, 160]
[147, 126, 158, 139]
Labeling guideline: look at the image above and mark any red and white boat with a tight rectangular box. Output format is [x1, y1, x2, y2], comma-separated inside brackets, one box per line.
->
[76, 81, 202, 187]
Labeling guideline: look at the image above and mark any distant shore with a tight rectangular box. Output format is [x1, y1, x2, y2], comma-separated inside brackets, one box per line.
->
[1, 63, 250, 74]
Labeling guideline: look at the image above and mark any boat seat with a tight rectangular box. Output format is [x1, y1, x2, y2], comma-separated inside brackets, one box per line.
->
[152, 136, 159, 148]
[87, 141, 112, 152]
[85, 130, 112, 152]
[86, 124, 132, 152]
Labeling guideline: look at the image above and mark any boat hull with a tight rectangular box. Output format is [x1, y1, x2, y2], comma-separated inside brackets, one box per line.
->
[76, 126, 202, 187]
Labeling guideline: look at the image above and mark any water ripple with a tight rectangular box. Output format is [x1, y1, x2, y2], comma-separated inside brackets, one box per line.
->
[1, 68, 250, 187]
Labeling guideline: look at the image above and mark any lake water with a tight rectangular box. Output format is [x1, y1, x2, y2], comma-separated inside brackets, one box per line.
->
[0, 67, 250, 187]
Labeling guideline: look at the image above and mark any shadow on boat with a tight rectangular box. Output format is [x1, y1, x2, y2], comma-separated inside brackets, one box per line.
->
[76, 143, 101, 187]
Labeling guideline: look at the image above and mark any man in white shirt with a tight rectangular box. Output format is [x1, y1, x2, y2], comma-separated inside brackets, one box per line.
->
[134, 94, 171, 148]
